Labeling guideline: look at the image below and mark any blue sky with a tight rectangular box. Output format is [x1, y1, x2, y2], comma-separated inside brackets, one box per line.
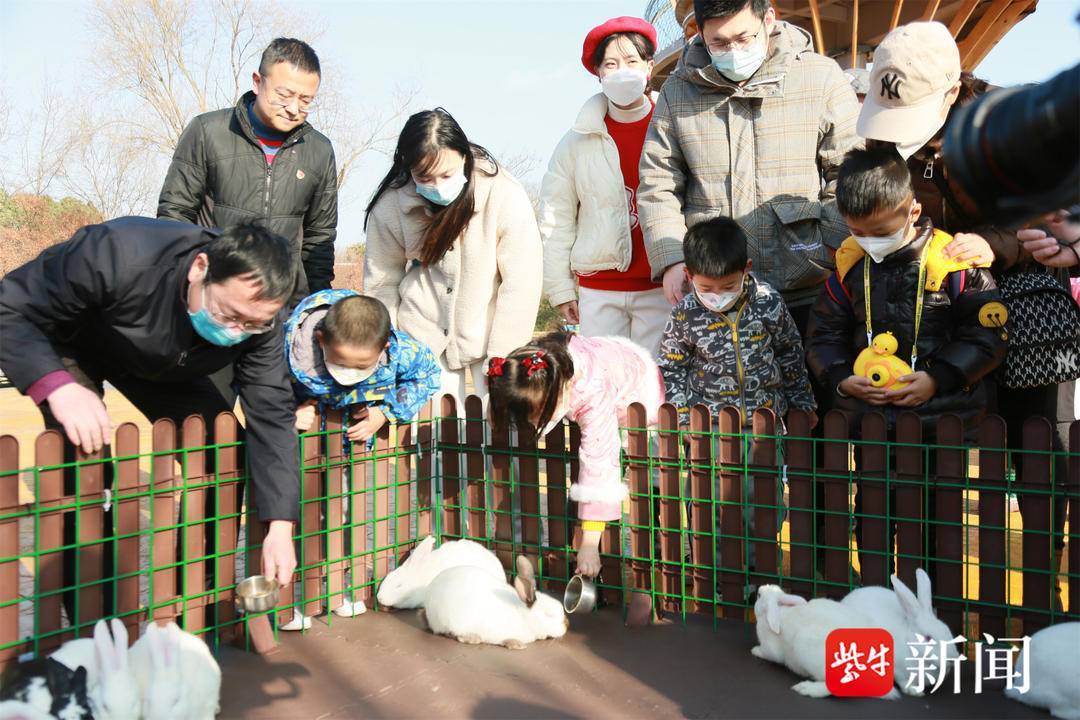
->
[2, 0, 1078, 249]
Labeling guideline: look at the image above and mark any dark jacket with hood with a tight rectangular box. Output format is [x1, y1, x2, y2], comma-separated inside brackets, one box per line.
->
[806, 220, 1007, 438]
[0, 217, 300, 521]
[158, 92, 338, 303]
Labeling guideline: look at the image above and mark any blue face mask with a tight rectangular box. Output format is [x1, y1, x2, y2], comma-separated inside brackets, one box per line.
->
[415, 173, 468, 206]
[188, 306, 251, 347]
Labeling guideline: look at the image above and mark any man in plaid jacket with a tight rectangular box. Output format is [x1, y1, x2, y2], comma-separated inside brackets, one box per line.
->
[638, 0, 861, 332]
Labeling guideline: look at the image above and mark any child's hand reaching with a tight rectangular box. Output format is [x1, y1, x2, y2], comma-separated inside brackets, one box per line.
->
[839, 375, 889, 405]
[576, 529, 603, 577]
[347, 406, 387, 442]
[884, 371, 937, 407]
[295, 400, 317, 432]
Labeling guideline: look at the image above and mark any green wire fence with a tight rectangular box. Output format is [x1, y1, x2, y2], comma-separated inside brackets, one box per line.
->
[0, 397, 1076, 670]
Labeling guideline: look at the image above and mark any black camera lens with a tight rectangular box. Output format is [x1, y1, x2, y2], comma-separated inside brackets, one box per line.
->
[943, 63, 1079, 226]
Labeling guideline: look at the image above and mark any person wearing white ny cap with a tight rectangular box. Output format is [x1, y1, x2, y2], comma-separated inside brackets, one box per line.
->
[858, 21, 963, 160]
[857, 21, 997, 270]
[861, 23, 1075, 595]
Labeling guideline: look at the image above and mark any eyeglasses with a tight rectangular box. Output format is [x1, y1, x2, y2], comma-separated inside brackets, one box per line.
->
[261, 81, 318, 114]
[706, 20, 766, 53]
[202, 284, 277, 334]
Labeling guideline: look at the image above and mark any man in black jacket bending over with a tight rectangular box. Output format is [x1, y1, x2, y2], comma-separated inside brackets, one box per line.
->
[0, 217, 301, 605]
[158, 37, 337, 304]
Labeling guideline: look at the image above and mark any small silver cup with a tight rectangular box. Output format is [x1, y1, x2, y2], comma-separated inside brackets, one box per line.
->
[563, 574, 597, 614]
[235, 575, 279, 613]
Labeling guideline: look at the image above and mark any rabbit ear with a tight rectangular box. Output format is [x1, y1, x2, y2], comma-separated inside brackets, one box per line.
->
[94, 619, 117, 673]
[765, 595, 783, 635]
[146, 623, 167, 671]
[778, 592, 806, 608]
[405, 536, 436, 566]
[767, 592, 805, 634]
[915, 568, 933, 612]
[109, 618, 129, 669]
[163, 623, 181, 668]
[514, 556, 537, 607]
[891, 573, 921, 619]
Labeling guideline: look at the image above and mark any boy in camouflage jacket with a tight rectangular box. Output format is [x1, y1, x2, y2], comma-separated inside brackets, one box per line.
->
[658, 217, 817, 429]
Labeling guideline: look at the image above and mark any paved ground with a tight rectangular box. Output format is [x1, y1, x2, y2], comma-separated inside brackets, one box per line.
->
[216, 608, 1046, 720]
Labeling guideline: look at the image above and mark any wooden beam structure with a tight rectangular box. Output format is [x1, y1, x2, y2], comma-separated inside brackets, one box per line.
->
[948, 0, 983, 35]
[890, 0, 906, 30]
[649, 0, 1038, 85]
[850, 0, 860, 68]
[808, 0, 827, 55]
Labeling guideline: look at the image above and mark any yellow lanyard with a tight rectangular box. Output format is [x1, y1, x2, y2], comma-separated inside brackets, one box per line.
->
[863, 240, 930, 370]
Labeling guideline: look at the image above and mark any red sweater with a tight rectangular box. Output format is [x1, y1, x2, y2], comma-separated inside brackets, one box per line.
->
[577, 108, 661, 293]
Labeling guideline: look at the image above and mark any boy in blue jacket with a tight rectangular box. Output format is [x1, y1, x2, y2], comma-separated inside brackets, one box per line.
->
[286, 290, 441, 441]
[282, 289, 440, 628]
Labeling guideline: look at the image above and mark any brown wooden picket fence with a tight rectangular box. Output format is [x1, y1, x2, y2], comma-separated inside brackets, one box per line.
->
[0, 396, 1076, 673]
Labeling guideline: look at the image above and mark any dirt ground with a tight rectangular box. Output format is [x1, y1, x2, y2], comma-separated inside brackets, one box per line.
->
[216, 608, 1046, 720]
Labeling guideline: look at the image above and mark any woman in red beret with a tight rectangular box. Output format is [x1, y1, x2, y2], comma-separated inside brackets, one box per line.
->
[539, 17, 669, 356]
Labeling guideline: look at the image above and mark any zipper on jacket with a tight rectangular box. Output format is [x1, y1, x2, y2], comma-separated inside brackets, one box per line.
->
[719, 302, 751, 425]
[264, 163, 273, 217]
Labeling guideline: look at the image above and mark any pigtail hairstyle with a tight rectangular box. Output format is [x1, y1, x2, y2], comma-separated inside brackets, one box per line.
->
[486, 332, 575, 440]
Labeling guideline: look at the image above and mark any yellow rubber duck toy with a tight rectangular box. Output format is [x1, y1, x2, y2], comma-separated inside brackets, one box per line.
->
[853, 332, 914, 390]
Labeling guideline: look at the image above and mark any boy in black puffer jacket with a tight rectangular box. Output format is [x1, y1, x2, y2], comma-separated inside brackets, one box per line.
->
[807, 147, 1006, 436]
[806, 147, 1007, 578]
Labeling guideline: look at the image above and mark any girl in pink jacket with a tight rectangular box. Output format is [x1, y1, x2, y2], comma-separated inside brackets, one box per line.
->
[487, 331, 664, 577]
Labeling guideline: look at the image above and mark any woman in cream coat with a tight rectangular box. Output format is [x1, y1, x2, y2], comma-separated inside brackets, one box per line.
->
[363, 108, 542, 406]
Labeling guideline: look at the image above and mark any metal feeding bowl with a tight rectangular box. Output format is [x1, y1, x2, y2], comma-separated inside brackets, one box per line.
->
[235, 575, 279, 613]
[563, 574, 597, 614]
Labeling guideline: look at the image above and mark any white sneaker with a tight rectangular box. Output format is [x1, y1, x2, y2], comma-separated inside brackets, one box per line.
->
[280, 608, 312, 631]
[333, 598, 367, 618]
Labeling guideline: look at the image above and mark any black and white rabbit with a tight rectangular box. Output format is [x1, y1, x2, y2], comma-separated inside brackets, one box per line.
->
[0, 656, 93, 719]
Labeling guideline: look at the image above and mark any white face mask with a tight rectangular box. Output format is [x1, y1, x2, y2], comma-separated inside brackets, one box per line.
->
[708, 25, 767, 82]
[894, 115, 947, 160]
[853, 221, 912, 263]
[600, 68, 648, 107]
[695, 275, 744, 313]
[324, 353, 383, 386]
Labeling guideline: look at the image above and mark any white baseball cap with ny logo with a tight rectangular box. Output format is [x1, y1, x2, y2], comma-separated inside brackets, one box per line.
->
[856, 21, 962, 145]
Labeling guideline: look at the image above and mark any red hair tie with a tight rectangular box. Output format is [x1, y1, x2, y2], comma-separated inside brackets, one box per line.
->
[486, 357, 507, 377]
[521, 350, 548, 378]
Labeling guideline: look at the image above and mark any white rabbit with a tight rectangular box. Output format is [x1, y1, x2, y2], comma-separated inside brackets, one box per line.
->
[1004, 622, 1080, 720]
[419, 555, 569, 649]
[842, 568, 961, 696]
[376, 535, 505, 609]
[49, 618, 139, 720]
[752, 585, 901, 700]
[128, 621, 221, 720]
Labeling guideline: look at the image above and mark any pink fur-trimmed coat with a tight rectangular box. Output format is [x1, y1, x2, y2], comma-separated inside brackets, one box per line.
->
[557, 335, 665, 522]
